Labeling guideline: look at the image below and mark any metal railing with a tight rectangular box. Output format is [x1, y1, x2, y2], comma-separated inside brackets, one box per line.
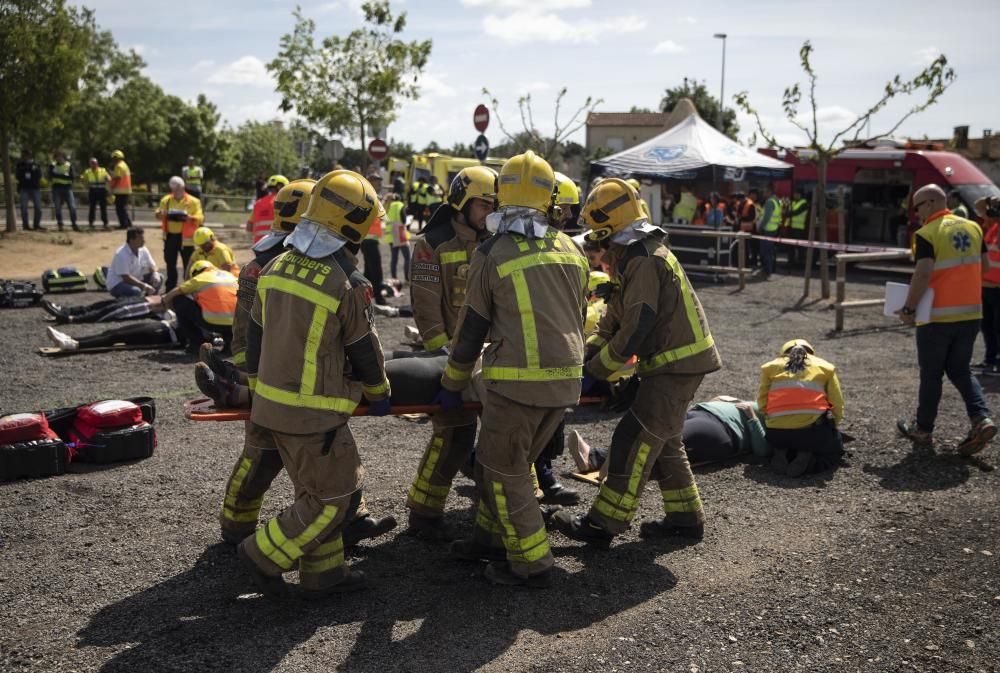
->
[662, 227, 750, 291]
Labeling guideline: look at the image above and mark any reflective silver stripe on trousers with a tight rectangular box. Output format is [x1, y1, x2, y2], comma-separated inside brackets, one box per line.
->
[768, 408, 826, 418]
[930, 304, 982, 316]
[769, 380, 825, 393]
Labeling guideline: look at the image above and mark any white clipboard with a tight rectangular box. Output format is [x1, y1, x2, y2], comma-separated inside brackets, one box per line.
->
[884, 282, 933, 323]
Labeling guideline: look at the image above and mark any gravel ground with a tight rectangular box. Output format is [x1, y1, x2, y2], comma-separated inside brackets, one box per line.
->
[0, 268, 998, 673]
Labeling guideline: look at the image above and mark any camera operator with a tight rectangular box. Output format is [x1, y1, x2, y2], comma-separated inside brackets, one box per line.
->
[976, 196, 1000, 374]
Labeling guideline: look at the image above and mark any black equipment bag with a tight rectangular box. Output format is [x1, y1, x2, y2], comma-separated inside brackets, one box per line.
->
[63, 397, 157, 464]
[0, 279, 44, 308]
[0, 413, 70, 481]
[42, 267, 88, 293]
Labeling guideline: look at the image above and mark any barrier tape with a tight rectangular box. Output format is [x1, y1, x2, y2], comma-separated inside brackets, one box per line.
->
[750, 234, 908, 255]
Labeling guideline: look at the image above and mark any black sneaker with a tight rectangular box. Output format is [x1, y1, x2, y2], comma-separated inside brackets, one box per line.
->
[299, 569, 368, 600]
[41, 299, 64, 319]
[540, 482, 581, 506]
[483, 562, 551, 588]
[549, 511, 614, 550]
[343, 514, 397, 547]
[199, 342, 245, 384]
[405, 512, 459, 542]
[638, 519, 705, 540]
[194, 363, 242, 409]
[236, 543, 288, 597]
[448, 538, 507, 562]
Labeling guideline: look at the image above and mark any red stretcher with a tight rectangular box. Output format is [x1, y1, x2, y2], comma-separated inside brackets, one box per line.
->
[184, 396, 605, 422]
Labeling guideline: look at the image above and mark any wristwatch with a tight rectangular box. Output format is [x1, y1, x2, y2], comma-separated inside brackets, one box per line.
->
[900, 306, 916, 316]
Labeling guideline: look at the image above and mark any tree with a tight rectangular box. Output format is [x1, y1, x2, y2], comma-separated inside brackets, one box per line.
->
[0, 1, 93, 231]
[268, 1, 432, 170]
[735, 41, 955, 298]
[660, 78, 738, 139]
[220, 121, 299, 188]
[481, 87, 602, 162]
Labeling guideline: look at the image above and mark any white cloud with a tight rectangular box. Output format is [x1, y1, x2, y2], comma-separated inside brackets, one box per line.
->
[130, 43, 158, 57]
[682, 15, 697, 24]
[462, 0, 590, 8]
[223, 100, 290, 125]
[812, 105, 858, 127]
[207, 55, 271, 87]
[483, 10, 646, 44]
[418, 71, 457, 99]
[915, 45, 941, 65]
[192, 59, 215, 72]
[652, 40, 684, 55]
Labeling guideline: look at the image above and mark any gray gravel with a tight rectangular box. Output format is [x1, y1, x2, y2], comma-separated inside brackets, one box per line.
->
[0, 269, 997, 673]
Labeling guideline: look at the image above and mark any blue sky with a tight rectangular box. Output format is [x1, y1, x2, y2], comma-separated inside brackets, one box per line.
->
[83, 0, 999, 151]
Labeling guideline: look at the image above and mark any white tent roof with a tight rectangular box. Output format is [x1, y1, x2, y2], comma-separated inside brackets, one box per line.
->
[592, 113, 792, 181]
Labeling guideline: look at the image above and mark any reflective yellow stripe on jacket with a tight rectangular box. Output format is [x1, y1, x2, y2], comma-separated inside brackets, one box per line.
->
[255, 274, 358, 414]
[637, 251, 715, 373]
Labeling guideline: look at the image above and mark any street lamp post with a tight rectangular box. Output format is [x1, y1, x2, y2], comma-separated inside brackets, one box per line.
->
[713, 33, 727, 133]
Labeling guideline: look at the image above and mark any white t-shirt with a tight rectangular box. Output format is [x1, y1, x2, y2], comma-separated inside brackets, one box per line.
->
[107, 243, 156, 290]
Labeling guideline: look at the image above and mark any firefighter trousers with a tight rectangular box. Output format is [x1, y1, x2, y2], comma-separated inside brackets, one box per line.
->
[589, 373, 706, 534]
[240, 423, 364, 590]
[472, 391, 565, 578]
[406, 409, 478, 518]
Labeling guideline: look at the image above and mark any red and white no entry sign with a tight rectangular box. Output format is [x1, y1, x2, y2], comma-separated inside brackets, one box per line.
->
[368, 138, 389, 161]
[473, 104, 490, 133]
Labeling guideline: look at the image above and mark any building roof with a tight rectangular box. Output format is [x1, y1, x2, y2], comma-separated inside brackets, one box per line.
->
[586, 112, 670, 128]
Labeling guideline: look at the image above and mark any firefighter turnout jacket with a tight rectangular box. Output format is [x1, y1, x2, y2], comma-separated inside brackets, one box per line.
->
[231, 241, 288, 367]
[758, 353, 844, 430]
[410, 212, 490, 351]
[586, 237, 721, 380]
[246, 248, 390, 435]
[441, 228, 590, 407]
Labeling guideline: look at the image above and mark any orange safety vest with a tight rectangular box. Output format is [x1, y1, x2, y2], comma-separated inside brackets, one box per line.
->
[251, 193, 276, 244]
[919, 209, 983, 323]
[766, 377, 831, 418]
[110, 161, 132, 194]
[188, 269, 238, 326]
[984, 220, 1000, 287]
[159, 194, 200, 247]
[366, 216, 383, 240]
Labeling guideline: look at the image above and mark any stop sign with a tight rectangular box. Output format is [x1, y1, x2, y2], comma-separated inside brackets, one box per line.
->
[473, 104, 490, 133]
[368, 138, 389, 161]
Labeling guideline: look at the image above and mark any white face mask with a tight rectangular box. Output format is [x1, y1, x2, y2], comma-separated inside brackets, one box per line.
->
[285, 218, 347, 258]
[486, 206, 550, 239]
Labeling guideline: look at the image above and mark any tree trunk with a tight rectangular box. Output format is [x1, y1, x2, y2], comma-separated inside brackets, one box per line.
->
[1, 126, 16, 233]
[359, 119, 368, 173]
[817, 157, 831, 298]
[802, 185, 820, 297]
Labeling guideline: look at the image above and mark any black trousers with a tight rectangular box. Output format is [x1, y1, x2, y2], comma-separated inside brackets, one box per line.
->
[78, 321, 178, 349]
[766, 415, 844, 471]
[114, 194, 132, 229]
[61, 296, 152, 323]
[360, 239, 386, 305]
[173, 295, 232, 351]
[88, 189, 109, 226]
[534, 421, 566, 490]
[163, 233, 194, 292]
[982, 287, 1000, 364]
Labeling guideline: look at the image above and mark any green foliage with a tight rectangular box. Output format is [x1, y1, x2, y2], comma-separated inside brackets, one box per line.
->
[0, 0, 94, 230]
[219, 121, 299, 188]
[268, 1, 432, 167]
[629, 106, 654, 114]
[660, 78, 738, 139]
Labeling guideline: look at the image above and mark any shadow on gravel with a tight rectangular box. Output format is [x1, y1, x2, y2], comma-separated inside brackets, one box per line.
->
[138, 351, 199, 365]
[862, 444, 971, 492]
[76, 538, 679, 673]
[740, 462, 840, 489]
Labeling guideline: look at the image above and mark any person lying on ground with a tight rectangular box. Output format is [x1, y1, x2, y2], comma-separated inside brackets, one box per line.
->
[41, 295, 173, 324]
[569, 396, 769, 473]
[45, 319, 182, 353]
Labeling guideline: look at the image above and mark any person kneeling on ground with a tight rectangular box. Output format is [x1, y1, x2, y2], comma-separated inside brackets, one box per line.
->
[187, 226, 238, 277]
[107, 227, 162, 298]
[758, 339, 844, 476]
[42, 295, 172, 324]
[46, 318, 182, 352]
[162, 260, 237, 353]
[570, 396, 769, 475]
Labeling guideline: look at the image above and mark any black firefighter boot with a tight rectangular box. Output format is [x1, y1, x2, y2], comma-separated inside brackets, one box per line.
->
[343, 513, 398, 548]
[549, 511, 614, 550]
[639, 519, 705, 541]
[236, 544, 288, 597]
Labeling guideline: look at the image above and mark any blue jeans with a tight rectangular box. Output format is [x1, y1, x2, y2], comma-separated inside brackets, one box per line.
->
[915, 319, 990, 432]
[19, 189, 42, 229]
[758, 236, 776, 275]
[52, 188, 77, 228]
[109, 272, 161, 298]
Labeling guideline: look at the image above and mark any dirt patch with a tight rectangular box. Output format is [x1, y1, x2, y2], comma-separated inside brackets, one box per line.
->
[0, 266, 997, 673]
